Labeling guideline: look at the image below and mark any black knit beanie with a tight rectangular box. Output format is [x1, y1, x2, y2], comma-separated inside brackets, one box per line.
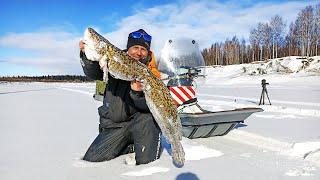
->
[127, 29, 151, 51]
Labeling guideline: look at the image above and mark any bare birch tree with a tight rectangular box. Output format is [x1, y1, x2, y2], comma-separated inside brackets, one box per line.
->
[270, 15, 286, 58]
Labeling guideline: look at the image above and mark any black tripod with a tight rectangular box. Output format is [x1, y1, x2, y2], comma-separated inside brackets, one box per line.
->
[259, 79, 271, 105]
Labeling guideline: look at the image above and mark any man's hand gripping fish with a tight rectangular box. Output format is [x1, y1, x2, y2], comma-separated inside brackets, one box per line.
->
[83, 28, 185, 166]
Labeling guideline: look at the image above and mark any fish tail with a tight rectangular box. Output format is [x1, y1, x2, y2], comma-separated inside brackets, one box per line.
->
[171, 138, 185, 166]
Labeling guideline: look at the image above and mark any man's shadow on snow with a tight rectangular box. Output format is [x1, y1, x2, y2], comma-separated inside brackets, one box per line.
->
[176, 172, 200, 180]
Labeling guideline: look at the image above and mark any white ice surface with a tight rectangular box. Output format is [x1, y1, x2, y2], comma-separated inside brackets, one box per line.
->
[1, 57, 320, 179]
[122, 167, 170, 176]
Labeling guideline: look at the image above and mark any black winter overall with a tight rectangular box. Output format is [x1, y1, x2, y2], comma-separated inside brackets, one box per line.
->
[80, 52, 161, 165]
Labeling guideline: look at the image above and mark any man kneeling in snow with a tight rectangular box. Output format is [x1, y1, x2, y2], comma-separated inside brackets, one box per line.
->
[79, 29, 162, 165]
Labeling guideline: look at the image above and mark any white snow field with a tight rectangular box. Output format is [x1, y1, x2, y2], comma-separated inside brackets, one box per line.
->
[1, 56, 320, 179]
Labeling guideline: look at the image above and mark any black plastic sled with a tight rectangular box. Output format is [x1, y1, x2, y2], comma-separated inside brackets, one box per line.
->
[179, 106, 263, 139]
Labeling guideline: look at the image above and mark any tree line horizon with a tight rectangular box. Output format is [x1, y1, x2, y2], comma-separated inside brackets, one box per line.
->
[0, 75, 92, 82]
[202, 3, 320, 66]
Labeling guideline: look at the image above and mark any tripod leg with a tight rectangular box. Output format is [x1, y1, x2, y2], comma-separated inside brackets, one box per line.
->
[265, 89, 271, 105]
[262, 89, 266, 105]
[259, 90, 263, 105]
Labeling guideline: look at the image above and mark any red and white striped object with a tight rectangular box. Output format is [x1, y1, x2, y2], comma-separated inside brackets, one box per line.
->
[169, 86, 196, 106]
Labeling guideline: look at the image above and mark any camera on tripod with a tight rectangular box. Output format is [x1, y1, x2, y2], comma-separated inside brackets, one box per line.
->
[261, 79, 269, 86]
[259, 79, 271, 105]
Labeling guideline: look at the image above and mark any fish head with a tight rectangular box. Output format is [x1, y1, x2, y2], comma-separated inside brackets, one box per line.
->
[83, 28, 107, 62]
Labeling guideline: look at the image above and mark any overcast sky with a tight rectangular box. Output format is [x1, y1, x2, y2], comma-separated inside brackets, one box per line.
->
[0, 0, 317, 76]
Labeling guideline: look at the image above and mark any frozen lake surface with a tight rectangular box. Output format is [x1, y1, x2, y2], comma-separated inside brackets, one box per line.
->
[1, 60, 320, 179]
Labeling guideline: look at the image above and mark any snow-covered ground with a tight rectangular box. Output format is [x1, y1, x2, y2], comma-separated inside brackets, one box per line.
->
[1, 56, 320, 179]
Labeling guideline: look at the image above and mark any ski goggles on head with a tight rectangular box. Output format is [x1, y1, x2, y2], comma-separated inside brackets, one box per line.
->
[129, 31, 152, 42]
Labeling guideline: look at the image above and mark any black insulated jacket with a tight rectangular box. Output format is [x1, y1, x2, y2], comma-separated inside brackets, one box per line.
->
[80, 51, 150, 129]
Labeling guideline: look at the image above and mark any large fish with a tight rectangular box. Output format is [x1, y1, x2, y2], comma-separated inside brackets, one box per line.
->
[83, 28, 185, 166]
